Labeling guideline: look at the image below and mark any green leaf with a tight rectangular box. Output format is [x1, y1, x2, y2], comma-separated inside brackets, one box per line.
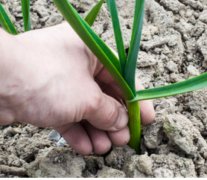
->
[85, 0, 104, 26]
[131, 72, 207, 102]
[106, 0, 127, 74]
[124, 0, 144, 93]
[21, 0, 31, 31]
[53, 0, 134, 100]
[0, 3, 17, 35]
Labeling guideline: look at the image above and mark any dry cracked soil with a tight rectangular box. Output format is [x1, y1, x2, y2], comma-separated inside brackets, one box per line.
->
[0, 0, 207, 178]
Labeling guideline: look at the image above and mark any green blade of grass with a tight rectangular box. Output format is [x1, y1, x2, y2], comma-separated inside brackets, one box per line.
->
[106, 0, 127, 73]
[0, 3, 17, 35]
[21, 0, 31, 31]
[124, 0, 144, 93]
[131, 72, 207, 102]
[85, 0, 105, 26]
[53, 0, 134, 100]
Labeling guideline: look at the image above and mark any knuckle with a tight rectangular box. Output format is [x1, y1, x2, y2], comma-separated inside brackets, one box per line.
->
[86, 91, 103, 114]
[104, 103, 118, 128]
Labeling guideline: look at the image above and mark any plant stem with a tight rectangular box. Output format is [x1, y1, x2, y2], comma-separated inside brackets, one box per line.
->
[127, 100, 141, 153]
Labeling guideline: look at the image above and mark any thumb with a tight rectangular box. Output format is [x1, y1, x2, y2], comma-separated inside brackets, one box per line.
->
[83, 84, 128, 131]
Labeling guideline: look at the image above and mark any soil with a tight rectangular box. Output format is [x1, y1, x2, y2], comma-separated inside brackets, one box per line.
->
[0, 0, 207, 178]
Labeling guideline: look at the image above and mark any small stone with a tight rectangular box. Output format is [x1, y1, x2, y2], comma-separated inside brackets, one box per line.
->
[187, 65, 200, 76]
[56, 138, 67, 147]
[46, 13, 63, 27]
[48, 130, 61, 142]
[166, 61, 178, 73]
[137, 154, 153, 175]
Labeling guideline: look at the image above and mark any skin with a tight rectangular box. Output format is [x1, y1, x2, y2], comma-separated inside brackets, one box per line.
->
[0, 23, 155, 155]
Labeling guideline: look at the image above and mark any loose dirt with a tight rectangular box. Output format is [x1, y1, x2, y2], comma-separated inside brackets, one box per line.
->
[0, 0, 207, 177]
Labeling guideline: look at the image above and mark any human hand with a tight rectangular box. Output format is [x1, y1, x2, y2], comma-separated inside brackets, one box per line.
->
[0, 23, 155, 155]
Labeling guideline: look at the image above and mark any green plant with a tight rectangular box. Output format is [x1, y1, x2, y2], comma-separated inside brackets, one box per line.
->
[52, 0, 207, 153]
[0, 3, 18, 34]
[0, 0, 207, 153]
[21, 0, 31, 31]
[0, 0, 31, 33]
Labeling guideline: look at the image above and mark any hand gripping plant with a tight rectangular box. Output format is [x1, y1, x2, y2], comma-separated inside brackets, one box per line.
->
[1, 0, 207, 153]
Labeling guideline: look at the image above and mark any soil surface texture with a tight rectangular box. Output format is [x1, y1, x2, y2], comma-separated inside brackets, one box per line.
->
[0, 0, 207, 177]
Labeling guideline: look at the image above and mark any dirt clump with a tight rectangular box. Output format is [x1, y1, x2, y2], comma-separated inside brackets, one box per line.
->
[0, 0, 207, 177]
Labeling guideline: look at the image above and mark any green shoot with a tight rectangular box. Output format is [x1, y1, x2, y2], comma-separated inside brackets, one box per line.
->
[53, 0, 207, 152]
[21, 0, 31, 31]
[53, 0, 134, 100]
[0, 0, 206, 154]
[124, 0, 145, 93]
[85, 0, 105, 26]
[106, 0, 126, 73]
[0, 3, 17, 35]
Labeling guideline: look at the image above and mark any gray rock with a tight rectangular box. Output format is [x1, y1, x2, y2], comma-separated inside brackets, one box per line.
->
[163, 114, 207, 158]
[48, 130, 61, 142]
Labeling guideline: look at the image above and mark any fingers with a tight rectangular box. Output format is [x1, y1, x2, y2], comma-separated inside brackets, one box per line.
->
[83, 122, 111, 155]
[84, 84, 128, 132]
[56, 124, 93, 155]
[108, 126, 130, 146]
[136, 81, 155, 125]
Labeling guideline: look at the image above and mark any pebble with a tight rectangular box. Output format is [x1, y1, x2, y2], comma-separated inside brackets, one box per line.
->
[187, 65, 200, 76]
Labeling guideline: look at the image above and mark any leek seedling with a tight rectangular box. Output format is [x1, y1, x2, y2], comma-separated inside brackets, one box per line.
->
[21, 0, 31, 31]
[1, 0, 207, 153]
[0, 3, 18, 34]
[53, 0, 207, 152]
[0, 0, 31, 33]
